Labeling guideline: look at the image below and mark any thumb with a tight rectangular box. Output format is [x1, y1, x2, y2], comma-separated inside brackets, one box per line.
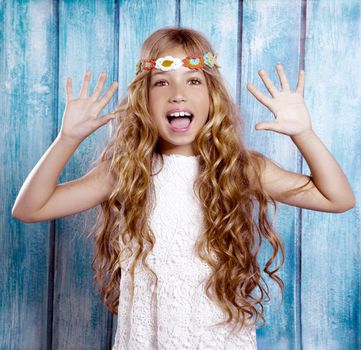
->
[255, 121, 282, 132]
[96, 112, 117, 128]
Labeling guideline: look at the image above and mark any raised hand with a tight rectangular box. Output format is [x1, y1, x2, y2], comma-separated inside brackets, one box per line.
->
[59, 70, 118, 144]
[247, 65, 312, 137]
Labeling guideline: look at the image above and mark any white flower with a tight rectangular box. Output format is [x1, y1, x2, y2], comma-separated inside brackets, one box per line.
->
[155, 56, 183, 71]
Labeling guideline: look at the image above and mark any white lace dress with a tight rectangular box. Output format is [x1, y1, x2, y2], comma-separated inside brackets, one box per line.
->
[112, 153, 257, 350]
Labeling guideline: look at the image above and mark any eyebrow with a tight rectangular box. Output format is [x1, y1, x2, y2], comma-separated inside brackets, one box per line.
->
[151, 70, 203, 78]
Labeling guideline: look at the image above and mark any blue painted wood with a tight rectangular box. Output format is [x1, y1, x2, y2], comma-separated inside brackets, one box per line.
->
[53, 1, 118, 349]
[241, 1, 303, 348]
[2, 0, 360, 349]
[301, 1, 361, 349]
[0, 1, 56, 349]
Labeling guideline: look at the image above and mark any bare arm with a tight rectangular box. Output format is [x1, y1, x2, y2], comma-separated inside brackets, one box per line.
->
[12, 70, 118, 223]
[261, 143, 355, 213]
[12, 135, 79, 221]
[12, 136, 115, 222]
[247, 65, 355, 213]
[291, 130, 354, 211]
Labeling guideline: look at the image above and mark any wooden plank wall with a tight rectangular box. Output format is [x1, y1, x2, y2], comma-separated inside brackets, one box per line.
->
[1, 0, 359, 349]
[301, 1, 361, 348]
[1, 2, 57, 349]
[53, 1, 117, 349]
[241, 2, 303, 348]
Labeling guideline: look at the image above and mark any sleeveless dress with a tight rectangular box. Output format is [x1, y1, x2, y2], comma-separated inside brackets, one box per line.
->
[112, 153, 257, 350]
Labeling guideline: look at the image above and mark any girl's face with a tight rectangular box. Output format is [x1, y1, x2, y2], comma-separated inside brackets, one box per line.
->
[148, 47, 210, 156]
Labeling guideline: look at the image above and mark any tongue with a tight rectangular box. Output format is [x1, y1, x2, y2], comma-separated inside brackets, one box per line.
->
[170, 117, 191, 129]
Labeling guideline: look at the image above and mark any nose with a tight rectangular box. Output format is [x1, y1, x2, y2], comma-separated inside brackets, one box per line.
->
[169, 94, 186, 103]
[168, 85, 187, 103]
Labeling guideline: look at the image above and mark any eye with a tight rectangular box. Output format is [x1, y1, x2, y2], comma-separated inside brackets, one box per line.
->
[153, 78, 202, 86]
[154, 80, 167, 86]
[189, 78, 201, 85]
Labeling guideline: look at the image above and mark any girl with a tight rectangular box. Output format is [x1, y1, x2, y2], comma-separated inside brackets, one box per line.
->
[12, 27, 355, 349]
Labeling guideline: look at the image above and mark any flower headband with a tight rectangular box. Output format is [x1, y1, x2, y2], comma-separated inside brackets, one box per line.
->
[135, 51, 220, 75]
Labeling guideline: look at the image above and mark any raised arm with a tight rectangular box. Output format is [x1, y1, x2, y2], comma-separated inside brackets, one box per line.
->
[247, 65, 355, 213]
[12, 70, 118, 223]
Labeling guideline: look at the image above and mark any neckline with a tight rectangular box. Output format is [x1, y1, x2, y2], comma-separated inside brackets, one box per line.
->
[153, 153, 200, 166]
[152, 152, 200, 175]
[162, 153, 199, 158]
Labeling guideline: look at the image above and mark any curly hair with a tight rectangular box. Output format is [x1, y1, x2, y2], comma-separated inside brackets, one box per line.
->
[89, 26, 290, 336]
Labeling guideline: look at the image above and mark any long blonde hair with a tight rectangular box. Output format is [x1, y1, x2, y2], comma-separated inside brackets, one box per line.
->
[90, 26, 287, 335]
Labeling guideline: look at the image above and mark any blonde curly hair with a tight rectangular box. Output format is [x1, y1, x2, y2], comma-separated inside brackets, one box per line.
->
[90, 26, 287, 336]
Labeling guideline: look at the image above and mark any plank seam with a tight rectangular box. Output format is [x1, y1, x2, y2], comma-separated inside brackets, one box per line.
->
[297, 0, 308, 349]
[46, 0, 60, 348]
[236, 0, 243, 108]
[108, 0, 120, 348]
[176, 0, 181, 27]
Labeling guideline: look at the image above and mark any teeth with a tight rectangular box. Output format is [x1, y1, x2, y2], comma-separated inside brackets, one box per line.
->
[168, 111, 192, 117]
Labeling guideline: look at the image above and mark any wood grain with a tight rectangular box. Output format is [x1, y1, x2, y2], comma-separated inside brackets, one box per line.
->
[0, 1, 56, 349]
[241, 1, 303, 348]
[1, 0, 360, 349]
[53, 1, 118, 349]
[301, 1, 361, 348]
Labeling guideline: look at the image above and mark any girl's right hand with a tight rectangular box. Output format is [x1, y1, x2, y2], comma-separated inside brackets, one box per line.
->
[59, 70, 118, 144]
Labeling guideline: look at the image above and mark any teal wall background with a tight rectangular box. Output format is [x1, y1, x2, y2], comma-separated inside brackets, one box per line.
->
[1, 0, 360, 349]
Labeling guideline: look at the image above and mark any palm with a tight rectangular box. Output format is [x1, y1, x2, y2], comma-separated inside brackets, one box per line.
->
[59, 70, 118, 143]
[247, 65, 312, 136]
[62, 97, 100, 140]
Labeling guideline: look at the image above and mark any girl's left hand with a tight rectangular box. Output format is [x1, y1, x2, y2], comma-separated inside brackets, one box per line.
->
[247, 65, 312, 137]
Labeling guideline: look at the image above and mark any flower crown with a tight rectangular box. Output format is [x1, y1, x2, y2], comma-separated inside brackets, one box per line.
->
[135, 51, 220, 75]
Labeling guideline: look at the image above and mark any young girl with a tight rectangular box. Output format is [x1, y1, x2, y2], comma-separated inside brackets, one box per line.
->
[12, 27, 355, 349]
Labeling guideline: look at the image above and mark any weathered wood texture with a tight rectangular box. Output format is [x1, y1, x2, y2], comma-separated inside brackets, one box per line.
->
[0, 1, 57, 349]
[301, 1, 361, 349]
[241, 1, 303, 348]
[1, 0, 359, 349]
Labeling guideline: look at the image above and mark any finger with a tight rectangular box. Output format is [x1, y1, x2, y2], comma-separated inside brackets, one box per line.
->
[247, 83, 273, 106]
[93, 112, 117, 129]
[95, 82, 119, 112]
[91, 72, 107, 100]
[66, 77, 73, 101]
[258, 69, 279, 97]
[276, 64, 290, 91]
[79, 70, 92, 98]
[296, 69, 305, 96]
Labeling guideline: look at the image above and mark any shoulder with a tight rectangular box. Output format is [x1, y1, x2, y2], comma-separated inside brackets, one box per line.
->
[242, 149, 268, 189]
[254, 153, 315, 206]
[243, 150, 300, 199]
[245, 150, 293, 185]
[92, 159, 116, 184]
[92, 159, 122, 202]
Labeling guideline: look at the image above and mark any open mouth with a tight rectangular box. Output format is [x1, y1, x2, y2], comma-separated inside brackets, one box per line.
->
[166, 114, 194, 129]
[167, 114, 193, 125]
